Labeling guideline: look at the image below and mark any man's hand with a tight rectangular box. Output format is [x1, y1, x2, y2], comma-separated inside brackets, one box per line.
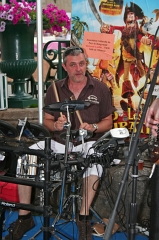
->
[141, 36, 152, 45]
[80, 122, 95, 132]
[100, 24, 110, 33]
[54, 115, 67, 131]
[145, 99, 159, 136]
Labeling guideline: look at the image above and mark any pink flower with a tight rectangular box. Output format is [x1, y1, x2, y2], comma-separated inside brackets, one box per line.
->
[7, 14, 14, 21]
[0, 0, 70, 32]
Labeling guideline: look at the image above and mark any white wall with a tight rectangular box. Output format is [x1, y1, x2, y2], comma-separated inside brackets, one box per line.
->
[43, 0, 72, 12]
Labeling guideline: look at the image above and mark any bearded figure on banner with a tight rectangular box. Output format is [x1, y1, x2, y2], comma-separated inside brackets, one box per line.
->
[99, 3, 159, 111]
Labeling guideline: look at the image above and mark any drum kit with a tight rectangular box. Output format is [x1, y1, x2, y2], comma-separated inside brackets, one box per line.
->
[0, 99, 129, 240]
[0, 100, 96, 239]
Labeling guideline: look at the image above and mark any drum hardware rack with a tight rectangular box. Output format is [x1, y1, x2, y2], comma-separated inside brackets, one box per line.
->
[0, 100, 92, 240]
[0, 138, 90, 240]
[0, 137, 57, 240]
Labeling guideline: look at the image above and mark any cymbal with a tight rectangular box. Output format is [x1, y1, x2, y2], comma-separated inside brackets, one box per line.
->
[0, 120, 18, 138]
[43, 100, 90, 113]
[60, 129, 93, 143]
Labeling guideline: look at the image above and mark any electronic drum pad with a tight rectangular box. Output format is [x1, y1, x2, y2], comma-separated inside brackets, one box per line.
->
[43, 100, 90, 113]
[20, 122, 50, 140]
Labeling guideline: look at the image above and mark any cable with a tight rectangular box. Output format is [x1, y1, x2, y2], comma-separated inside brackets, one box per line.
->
[98, 167, 127, 231]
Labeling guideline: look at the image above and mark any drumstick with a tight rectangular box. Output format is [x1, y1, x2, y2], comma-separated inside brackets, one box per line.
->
[75, 110, 83, 125]
[70, 96, 83, 125]
[52, 81, 63, 117]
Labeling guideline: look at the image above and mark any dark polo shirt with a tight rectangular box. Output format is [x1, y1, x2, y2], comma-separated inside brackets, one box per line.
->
[44, 73, 115, 145]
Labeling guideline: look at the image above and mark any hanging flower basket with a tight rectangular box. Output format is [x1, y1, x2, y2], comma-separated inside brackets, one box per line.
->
[0, 0, 70, 33]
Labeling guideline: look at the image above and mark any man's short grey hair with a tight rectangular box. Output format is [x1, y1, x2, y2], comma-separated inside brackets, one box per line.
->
[63, 46, 88, 64]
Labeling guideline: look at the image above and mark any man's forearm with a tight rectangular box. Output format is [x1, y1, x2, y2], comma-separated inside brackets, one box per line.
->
[44, 119, 56, 132]
[96, 119, 113, 133]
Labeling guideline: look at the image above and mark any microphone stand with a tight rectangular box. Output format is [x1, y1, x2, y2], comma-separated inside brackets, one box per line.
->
[103, 58, 159, 240]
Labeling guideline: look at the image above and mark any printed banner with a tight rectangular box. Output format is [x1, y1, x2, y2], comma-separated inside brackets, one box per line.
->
[71, 0, 159, 137]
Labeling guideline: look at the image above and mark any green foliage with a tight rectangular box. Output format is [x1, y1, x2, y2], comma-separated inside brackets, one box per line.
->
[71, 16, 89, 41]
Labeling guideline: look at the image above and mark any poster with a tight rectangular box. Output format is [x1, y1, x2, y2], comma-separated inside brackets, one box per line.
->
[71, 0, 159, 137]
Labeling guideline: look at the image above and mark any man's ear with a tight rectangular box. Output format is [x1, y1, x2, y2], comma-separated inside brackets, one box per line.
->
[62, 63, 67, 71]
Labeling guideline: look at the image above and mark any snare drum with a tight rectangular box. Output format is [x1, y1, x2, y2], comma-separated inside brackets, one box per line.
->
[16, 155, 38, 179]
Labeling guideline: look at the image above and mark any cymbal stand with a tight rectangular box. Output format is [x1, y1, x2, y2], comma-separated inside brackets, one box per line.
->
[50, 104, 73, 240]
[53, 166, 82, 224]
[51, 149, 109, 239]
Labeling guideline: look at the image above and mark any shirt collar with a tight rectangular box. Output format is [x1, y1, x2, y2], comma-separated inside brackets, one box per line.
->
[60, 71, 94, 88]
